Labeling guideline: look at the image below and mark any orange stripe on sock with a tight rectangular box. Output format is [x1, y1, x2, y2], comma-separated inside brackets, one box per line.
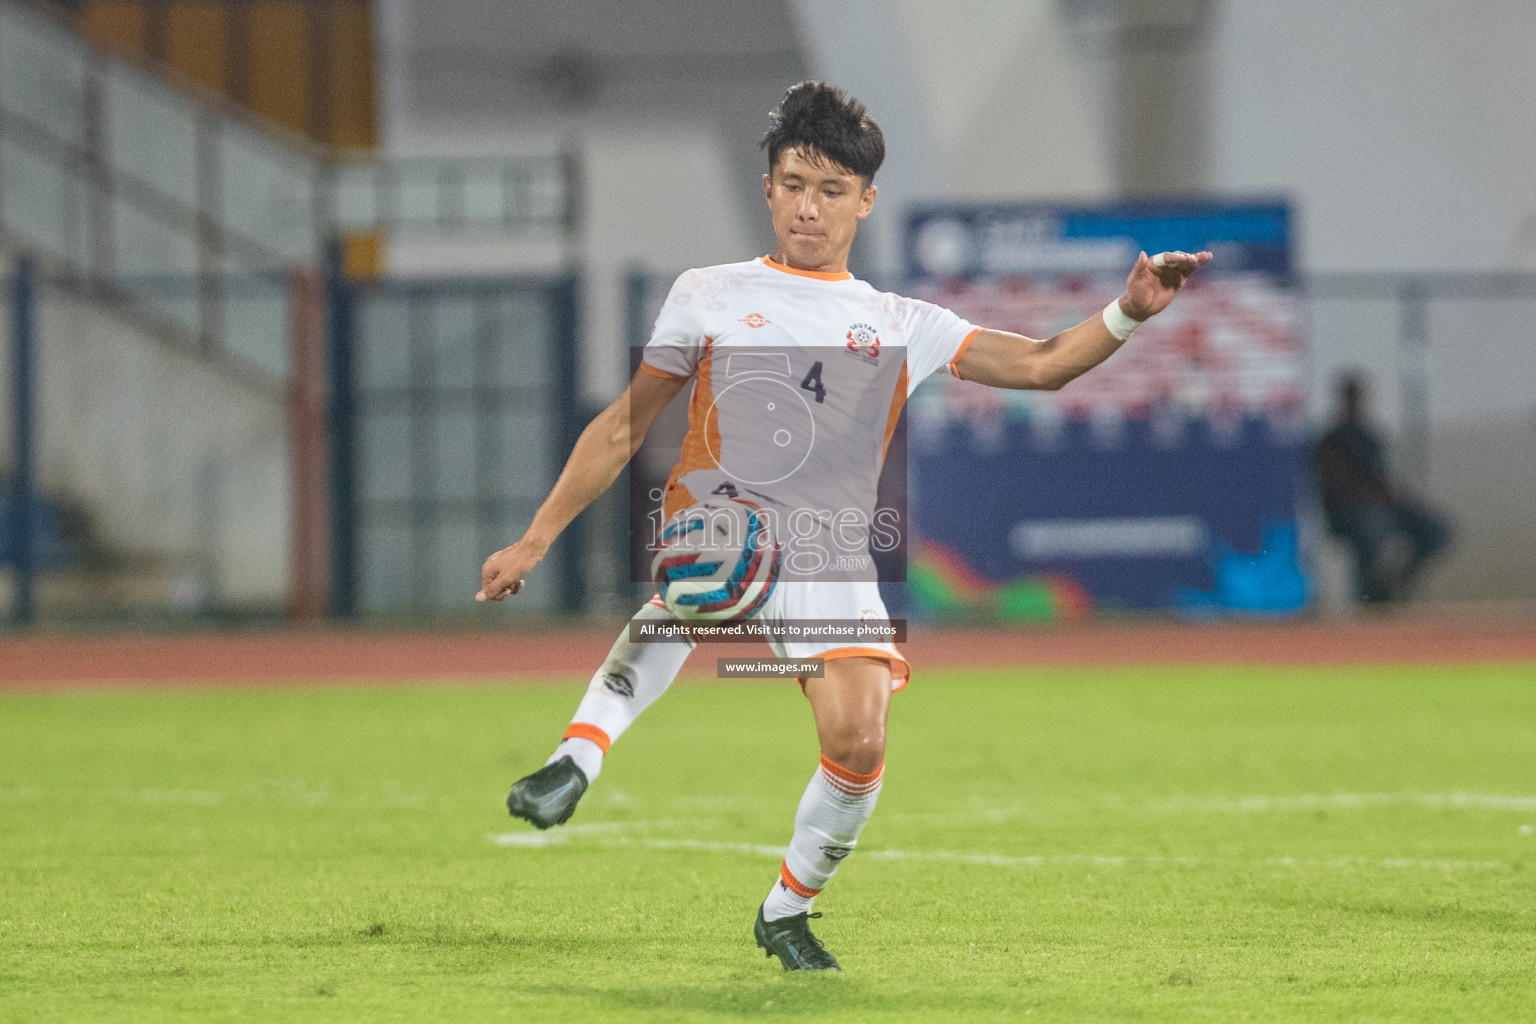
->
[819, 753, 884, 786]
[779, 862, 823, 898]
[563, 723, 612, 753]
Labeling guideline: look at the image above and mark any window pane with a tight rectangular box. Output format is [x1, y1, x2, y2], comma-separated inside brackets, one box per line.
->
[425, 523, 479, 609]
[429, 411, 476, 500]
[361, 523, 412, 611]
[357, 293, 413, 390]
[462, 165, 505, 224]
[334, 163, 377, 230]
[491, 410, 551, 500]
[490, 291, 551, 388]
[360, 411, 412, 502]
[396, 164, 439, 226]
[427, 295, 476, 391]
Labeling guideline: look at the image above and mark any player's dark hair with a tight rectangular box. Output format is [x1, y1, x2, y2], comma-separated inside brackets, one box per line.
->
[760, 82, 885, 185]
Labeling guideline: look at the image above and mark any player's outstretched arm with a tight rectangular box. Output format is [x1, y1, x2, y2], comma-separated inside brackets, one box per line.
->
[953, 250, 1212, 391]
[476, 367, 688, 602]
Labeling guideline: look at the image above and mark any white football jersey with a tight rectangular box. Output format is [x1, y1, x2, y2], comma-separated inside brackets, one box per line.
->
[641, 256, 979, 575]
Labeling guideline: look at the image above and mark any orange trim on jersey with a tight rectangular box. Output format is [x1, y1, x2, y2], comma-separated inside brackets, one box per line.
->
[562, 722, 612, 753]
[662, 339, 721, 519]
[819, 753, 884, 786]
[760, 255, 853, 282]
[639, 360, 689, 382]
[947, 326, 985, 380]
[662, 482, 698, 524]
[780, 862, 823, 898]
[881, 362, 909, 466]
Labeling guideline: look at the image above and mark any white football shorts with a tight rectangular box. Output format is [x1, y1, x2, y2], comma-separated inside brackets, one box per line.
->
[759, 578, 909, 691]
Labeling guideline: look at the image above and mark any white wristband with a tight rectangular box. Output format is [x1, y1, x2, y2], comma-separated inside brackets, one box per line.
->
[1101, 299, 1142, 342]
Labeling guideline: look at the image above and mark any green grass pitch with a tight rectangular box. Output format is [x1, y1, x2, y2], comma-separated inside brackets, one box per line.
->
[4, 662, 1536, 1022]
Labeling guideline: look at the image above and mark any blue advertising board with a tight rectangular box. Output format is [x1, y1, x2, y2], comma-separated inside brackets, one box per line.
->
[904, 200, 1308, 619]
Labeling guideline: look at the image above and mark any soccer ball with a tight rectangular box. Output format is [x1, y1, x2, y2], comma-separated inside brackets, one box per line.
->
[651, 498, 780, 621]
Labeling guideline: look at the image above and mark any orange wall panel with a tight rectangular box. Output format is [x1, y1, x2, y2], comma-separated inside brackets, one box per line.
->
[80, 0, 376, 151]
[165, 1, 228, 94]
[247, 0, 308, 137]
[80, 0, 146, 54]
[329, 1, 377, 149]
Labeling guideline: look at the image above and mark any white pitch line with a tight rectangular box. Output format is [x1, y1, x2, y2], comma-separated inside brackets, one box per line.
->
[603, 836, 789, 859]
[1142, 792, 1536, 814]
[489, 818, 703, 848]
[905, 792, 1536, 823]
[488, 826, 1511, 871]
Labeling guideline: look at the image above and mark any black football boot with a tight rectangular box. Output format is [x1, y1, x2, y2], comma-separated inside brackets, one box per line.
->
[506, 755, 588, 830]
[754, 905, 841, 971]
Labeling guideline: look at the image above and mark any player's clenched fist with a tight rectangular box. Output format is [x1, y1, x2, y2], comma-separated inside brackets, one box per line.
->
[477, 538, 545, 602]
[1122, 249, 1214, 322]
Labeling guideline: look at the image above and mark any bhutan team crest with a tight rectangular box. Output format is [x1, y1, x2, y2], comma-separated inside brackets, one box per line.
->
[844, 322, 881, 364]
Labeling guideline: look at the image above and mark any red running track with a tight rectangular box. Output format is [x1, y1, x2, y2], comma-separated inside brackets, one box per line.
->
[2, 614, 1533, 690]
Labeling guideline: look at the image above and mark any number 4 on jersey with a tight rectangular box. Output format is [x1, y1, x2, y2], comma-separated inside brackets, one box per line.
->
[800, 361, 827, 403]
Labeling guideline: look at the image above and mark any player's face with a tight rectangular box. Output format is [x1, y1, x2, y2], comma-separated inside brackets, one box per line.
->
[763, 148, 876, 274]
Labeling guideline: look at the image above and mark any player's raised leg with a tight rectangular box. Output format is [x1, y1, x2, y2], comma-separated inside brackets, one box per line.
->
[507, 599, 694, 829]
[755, 655, 891, 971]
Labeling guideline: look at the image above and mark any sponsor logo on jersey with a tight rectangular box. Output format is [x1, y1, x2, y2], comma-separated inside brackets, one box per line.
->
[844, 322, 881, 364]
[739, 313, 772, 328]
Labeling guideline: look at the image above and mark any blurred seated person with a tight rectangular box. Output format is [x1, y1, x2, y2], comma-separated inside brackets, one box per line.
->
[1313, 375, 1451, 603]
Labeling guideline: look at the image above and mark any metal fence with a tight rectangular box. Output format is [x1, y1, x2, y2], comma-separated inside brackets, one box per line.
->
[345, 274, 583, 619]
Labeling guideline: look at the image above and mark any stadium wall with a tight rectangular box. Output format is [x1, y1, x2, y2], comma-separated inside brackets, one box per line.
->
[788, 0, 1118, 280]
[1303, 278, 1536, 603]
[1209, 0, 1536, 273]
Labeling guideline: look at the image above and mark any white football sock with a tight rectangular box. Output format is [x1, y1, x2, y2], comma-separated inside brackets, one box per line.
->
[547, 737, 605, 782]
[547, 600, 694, 784]
[761, 755, 884, 921]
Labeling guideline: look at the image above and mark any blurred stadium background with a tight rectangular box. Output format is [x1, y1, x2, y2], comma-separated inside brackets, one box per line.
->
[0, 0, 1532, 629]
